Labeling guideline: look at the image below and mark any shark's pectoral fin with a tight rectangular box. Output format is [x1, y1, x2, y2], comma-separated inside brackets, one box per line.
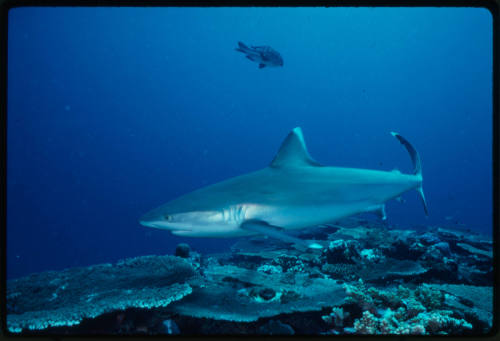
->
[240, 220, 323, 250]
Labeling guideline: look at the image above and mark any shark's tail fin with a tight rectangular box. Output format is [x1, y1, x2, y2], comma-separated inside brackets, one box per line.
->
[235, 41, 248, 53]
[391, 132, 428, 216]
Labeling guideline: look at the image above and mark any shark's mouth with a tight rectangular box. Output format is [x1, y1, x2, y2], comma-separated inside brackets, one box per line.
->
[170, 230, 193, 236]
[139, 220, 192, 232]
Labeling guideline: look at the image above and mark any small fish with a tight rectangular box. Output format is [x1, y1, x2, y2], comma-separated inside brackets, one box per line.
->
[235, 41, 284, 69]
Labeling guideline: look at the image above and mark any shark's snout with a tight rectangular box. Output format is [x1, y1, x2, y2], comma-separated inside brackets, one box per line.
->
[139, 219, 159, 228]
[139, 211, 174, 230]
[139, 211, 160, 228]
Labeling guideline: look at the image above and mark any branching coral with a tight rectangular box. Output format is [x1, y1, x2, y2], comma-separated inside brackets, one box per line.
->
[256, 264, 283, 274]
[322, 306, 347, 330]
[271, 255, 304, 272]
[415, 284, 444, 310]
[321, 263, 358, 281]
[353, 308, 472, 335]
[344, 280, 374, 312]
[346, 282, 473, 335]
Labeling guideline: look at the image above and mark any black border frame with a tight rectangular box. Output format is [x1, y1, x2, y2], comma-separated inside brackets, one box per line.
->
[0, 1, 498, 339]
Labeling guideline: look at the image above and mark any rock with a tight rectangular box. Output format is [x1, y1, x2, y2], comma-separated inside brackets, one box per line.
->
[422, 242, 452, 262]
[358, 258, 427, 282]
[429, 284, 493, 332]
[433, 242, 451, 257]
[322, 307, 345, 328]
[175, 243, 191, 258]
[437, 228, 464, 241]
[258, 320, 295, 335]
[421, 246, 442, 262]
[325, 240, 360, 264]
[330, 226, 371, 241]
[259, 288, 276, 301]
[456, 243, 492, 258]
[162, 319, 180, 334]
[360, 249, 385, 263]
[384, 240, 424, 261]
[419, 233, 440, 246]
[422, 259, 459, 283]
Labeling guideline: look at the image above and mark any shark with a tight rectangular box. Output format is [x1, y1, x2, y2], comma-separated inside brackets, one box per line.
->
[140, 127, 427, 249]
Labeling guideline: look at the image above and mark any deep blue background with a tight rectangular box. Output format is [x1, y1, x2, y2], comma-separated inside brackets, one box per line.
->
[7, 7, 493, 279]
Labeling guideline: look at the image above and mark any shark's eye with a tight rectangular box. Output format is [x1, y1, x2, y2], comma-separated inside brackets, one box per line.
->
[164, 215, 172, 221]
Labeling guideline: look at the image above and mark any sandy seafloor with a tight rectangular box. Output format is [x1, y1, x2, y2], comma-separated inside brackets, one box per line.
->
[6, 217, 493, 335]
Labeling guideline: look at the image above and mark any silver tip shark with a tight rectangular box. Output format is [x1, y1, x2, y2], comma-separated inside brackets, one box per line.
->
[140, 127, 427, 249]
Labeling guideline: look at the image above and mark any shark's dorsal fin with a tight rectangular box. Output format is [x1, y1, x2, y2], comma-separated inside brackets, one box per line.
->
[270, 127, 322, 168]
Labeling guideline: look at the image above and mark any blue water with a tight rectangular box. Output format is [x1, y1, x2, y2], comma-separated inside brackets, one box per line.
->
[7, 7, 493, 279]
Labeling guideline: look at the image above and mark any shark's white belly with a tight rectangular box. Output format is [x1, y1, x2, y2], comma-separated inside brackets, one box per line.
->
[260, 203, 372, 230]
[172, 200, 377, 238]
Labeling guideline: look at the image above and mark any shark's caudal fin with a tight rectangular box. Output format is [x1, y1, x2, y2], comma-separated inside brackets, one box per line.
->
[391, 132, 428, 216]
[270, 127, 323, 168]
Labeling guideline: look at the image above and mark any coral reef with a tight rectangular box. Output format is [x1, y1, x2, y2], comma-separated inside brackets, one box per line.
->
[168, 264, 345, 322]
[343, 281, 474, 335]
[6, 217, 493, 335]
[7, 283, 192, 333]
[6, 255, 196, 333]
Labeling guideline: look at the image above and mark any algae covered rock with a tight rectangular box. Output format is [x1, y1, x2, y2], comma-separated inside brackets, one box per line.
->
[175, 243, 191, 258]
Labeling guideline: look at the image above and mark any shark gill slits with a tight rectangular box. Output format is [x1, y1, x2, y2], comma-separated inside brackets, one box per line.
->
[221, 205, 246, 223]
[237, 205, 243, 221]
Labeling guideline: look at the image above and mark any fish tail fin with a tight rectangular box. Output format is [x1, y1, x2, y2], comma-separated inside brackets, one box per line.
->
[235, 41, 248, 53]
[391, 132, 428, 216]
[390, 132, 422, 176]
[417, 186, 428, 216]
